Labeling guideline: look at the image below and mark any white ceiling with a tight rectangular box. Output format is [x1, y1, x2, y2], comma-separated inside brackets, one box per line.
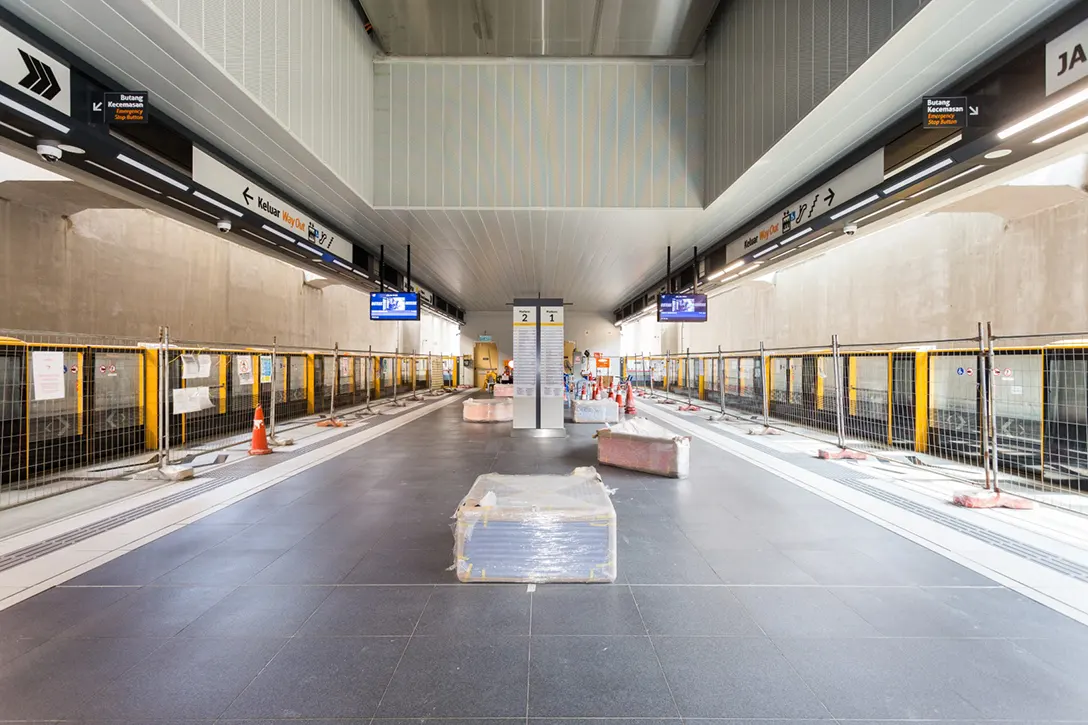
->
[0, 0, 1080, 313]
[359, 0, 721, 57]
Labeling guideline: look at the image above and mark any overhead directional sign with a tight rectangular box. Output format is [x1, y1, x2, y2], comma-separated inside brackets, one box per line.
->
[725, 150, 884, 263]
[1047, 15, 1088, 96]
[0, 23, 70, 114]
[923, 96, 985, 129]
[102, 91, 149, 123]
[191, 146, 352, 260]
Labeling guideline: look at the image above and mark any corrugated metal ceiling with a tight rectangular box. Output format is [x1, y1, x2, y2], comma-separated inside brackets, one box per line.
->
[359, 0, 722, 57]
[0, 0, 1080, 313]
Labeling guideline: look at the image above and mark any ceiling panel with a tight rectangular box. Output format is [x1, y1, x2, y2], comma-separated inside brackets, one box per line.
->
[1, 0, 1078, 315]
[359, 0, 721, 57]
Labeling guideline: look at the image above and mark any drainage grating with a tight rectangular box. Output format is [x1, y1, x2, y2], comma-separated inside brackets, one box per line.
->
[0, 402, 430, 574]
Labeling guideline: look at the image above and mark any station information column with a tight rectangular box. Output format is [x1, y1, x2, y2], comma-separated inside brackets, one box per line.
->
[511, 298, 566, 437]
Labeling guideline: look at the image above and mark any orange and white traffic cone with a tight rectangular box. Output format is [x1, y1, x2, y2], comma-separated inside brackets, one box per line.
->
[624, 383, 637, 415]
[249, 405, 272, 455]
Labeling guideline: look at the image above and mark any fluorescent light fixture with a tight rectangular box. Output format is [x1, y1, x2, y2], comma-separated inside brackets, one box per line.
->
[116, 153, 189, 191]
[707, 269, 725, 280]
[0, 92, 69, 133]
[261, 223, 295, 242]
[167, 195, 217, 219]
[853, 200, 905, 224]
[797, 230, 835, 249]
[998, 86, 1088, 140]
[352, 269, 369, 278]
[908, 164, 984, 199]
[193, 189, 243, 217]
[85, 159, 161, 194]
[881, 158, 954, 195]
[984, 149, 1012, 159]
[829, 194, 880, 220]
[752, 243, 779, 259]
[297, 241, 323, 256]
[708, 259, 746, 280]
[333, 259, 352, 270]
[0, 120, 31, 137]
[241, 228, 277, 245]
[778, 226, 813, 246]
[769, 250, 790, 261]
[1032, 113, 1088, 144]
[883, 132, 962, 179]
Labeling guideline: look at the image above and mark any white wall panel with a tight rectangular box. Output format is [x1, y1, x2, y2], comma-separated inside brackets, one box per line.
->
[165, 0, 375, 202]
[374, 59, 703, 209]
[704, 0, 929, 203]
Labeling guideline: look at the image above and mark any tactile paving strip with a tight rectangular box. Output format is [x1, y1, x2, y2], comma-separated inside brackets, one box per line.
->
[0, 400, 437, 573]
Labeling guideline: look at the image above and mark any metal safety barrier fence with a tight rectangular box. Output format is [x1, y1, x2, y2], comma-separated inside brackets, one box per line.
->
[625, 323, 1088, 515]
[0, 327, 462, 510]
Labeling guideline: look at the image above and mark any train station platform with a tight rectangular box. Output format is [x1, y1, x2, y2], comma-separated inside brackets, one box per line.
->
[2, 391, 1088, 722]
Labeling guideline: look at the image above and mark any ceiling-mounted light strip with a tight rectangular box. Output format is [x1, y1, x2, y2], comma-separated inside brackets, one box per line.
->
[998, 86, 1088, 140]
[352, 269, 370, 278]
[778, 226, 813, 246]
[0, 92, 70, 133]
[193, 190, 243, 217]
[241, 228, 277, 245]
[829, 195, 880, 220]
[908, 164, 984, 199]
[882, 158, 954, 195]
[167, 195, 217, 219]
[333, 259, 352, 270]
[708, 259, 745, 280]
[0, 119, 31, 137]
[853, 200, 905, 224]
[261, 223, 295, 242]
[752, 243, 779, 259]
[797, 230, 835, 249]
[883, 132, 962, 179]
[1032, 113, 1088, 144]
[297, 241, 323, 256]
[85, 159, 161, 194]
[116, 153, 189, 191]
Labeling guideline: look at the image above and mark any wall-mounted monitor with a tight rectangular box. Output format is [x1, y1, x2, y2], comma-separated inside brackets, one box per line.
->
[657, 293, 708, 323]
[370, 292, 420, 321]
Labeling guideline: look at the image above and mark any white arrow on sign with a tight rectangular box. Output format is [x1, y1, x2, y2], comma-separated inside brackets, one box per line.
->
[969, 106, 979, 116]
[92, 101, 102, 112]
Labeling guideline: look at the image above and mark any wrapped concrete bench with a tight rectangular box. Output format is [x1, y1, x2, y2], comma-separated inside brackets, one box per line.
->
[596, 417, 690, 478]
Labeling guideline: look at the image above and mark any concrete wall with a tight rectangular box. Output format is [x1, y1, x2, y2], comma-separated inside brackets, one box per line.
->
[633, 200, 1088, 354]
[0, 200, 458, 351]
[462, 311, 621, 362]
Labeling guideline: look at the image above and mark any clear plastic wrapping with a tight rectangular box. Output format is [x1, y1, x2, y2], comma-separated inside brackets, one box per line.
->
[571, 399, 622, 424]
[596, 417, 690, 478]
[463, 398, 514, 422]
[492, 383, 514, 397]
[453, 466, 617, 583]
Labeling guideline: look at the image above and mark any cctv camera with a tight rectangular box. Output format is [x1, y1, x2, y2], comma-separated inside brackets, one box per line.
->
[216, 219, 232, 233]
[843, 223, 858, 236]
[36, 142, 61, 164]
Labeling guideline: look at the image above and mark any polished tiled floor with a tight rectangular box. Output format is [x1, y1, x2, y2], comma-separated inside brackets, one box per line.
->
[2, 398, 1088, 723]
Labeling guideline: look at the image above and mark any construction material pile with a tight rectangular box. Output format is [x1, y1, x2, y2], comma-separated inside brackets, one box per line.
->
[571, 398, 622, 424]
[462, 397, 513, 422]
[596, 417, 690, 478]
[452, 466, 617, 583]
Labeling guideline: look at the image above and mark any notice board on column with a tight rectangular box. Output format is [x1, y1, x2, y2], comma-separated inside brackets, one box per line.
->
[513, 305, 537, 398]
[540, 305, 564, 398]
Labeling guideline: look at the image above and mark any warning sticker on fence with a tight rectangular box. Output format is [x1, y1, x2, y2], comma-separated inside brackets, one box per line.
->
[32, 351, 66, 401]
[236, 355, 254, 385]
[259, 355, 273, 383]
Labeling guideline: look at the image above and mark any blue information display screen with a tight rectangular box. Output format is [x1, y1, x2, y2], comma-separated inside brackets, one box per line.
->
[657, 293, 708, 323]
[370, 292, 420, 321]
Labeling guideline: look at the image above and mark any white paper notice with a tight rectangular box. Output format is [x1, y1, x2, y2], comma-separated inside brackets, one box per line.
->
[198, 354, 212, 378]
[513, 306, 537, 398]
[173, 386, 213, 414]
[32, 351, 66, 401]
[236, 355, 254, 385]
[540, 306, 565, 398]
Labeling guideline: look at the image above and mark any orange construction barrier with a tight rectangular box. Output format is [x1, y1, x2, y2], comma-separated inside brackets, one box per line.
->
[249, 405, 272, 455]
[624, 383, 637, 415]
